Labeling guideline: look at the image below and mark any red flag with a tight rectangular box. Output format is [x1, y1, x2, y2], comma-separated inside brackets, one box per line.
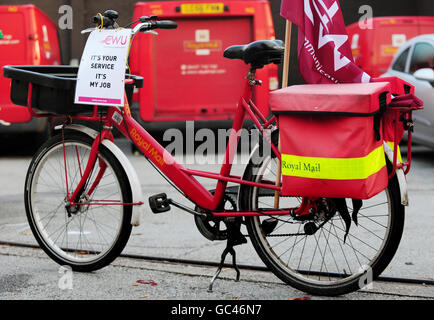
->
[281, 0, 371, 84]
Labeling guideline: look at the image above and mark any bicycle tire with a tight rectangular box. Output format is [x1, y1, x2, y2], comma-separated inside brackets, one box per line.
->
[239, 131, 405, 296]
[24, 130, 133, 272]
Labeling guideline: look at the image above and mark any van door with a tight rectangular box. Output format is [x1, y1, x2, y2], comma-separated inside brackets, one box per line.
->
[372, 25, 419, 76]
[153, 17, 252, 118]
[0, 11, 27, 64]
[408, 41, 434, 146]
[387, 41, 434, 148]
[0, 10, 28, 110]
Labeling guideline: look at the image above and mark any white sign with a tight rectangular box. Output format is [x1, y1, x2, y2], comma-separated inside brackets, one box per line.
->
[392, 34, 407, 48]
[195, 29, 210, 42]
[195, 29, 210, 55]
[74, 28, 131, 107]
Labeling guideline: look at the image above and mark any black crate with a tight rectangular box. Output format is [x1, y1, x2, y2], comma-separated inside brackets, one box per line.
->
[3, 65, 143, 116]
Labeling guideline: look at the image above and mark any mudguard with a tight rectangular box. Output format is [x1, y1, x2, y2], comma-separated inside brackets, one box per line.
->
[56, 124, 145, 226]
[383, 142, 409, 206]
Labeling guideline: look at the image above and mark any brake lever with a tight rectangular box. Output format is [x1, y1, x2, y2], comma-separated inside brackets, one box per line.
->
[142, 30, 158, 36]
[81, 27, 97, 34]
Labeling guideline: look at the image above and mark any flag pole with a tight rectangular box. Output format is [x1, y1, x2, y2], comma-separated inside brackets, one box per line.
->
[274, 20, 292, 209]
[282, 21, 292, 87]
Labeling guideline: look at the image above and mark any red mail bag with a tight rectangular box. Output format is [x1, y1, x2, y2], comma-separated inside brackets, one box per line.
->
[270, 82, 392, 199]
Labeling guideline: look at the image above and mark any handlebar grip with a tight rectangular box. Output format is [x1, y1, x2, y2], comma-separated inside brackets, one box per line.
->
[92, 15, 114, 28]
[104, 10, 119, 20]
[154, 20, 178, 29]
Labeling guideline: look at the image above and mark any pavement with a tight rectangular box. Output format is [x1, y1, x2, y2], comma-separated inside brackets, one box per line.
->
[0, 245, 433, 300]
[0, 135, 433, 300]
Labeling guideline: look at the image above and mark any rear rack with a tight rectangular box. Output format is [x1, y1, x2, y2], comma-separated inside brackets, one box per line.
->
[386, 96, 423, 179]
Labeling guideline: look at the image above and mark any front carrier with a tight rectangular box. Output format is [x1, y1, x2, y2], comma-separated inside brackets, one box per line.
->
[270, 82, 392, 199]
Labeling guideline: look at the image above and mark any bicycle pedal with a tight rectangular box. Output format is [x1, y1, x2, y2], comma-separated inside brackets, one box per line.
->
[148, 193, 171, 214]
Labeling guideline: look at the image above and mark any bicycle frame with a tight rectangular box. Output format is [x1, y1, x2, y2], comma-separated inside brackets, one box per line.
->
[26, 73, 419, 218]
[49, 74, 309, 218]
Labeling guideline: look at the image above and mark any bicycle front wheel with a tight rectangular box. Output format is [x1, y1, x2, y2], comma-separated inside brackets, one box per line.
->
[24, 130, 133, 272]
[239, 136, 405, 296]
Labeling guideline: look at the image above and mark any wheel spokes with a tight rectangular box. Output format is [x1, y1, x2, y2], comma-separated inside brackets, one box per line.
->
[31, 141, 124, 263]
[251, 157, 392, 285]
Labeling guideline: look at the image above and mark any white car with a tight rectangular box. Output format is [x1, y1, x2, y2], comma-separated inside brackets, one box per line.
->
[382, 34, 434, 149]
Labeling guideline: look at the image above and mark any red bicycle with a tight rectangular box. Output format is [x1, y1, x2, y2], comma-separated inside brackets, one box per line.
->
[3, 11, 421, 296]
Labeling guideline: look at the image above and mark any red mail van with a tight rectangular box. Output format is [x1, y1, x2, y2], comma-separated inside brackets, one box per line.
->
[347, 16, 434, 78]
[129, 0, 278, 127]
[0, 5, 61, 140]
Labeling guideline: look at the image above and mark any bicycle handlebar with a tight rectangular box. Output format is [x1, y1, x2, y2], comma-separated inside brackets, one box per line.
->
[91, 9, 177, 32]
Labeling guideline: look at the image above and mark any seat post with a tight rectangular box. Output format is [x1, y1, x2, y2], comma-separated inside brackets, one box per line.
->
[246, 68, 262, 86]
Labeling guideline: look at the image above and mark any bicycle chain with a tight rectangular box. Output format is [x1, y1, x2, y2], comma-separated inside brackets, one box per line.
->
[238, 194, 308, 237]
[243, 233, 306, 237]
[245, 194, 330, 238]
[266, 233, 306, 237]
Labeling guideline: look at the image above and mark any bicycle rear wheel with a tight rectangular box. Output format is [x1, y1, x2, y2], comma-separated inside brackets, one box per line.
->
[239, 134, 404, 296]
[24, 130, 133, 272]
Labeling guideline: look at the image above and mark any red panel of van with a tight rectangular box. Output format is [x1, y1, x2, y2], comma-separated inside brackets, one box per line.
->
[347, 16, 434, 78]
[130, 0, 278, 123]
[0, 5, 60, 124]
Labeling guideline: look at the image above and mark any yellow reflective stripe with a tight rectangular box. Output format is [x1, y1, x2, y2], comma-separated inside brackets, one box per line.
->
[281, 146, 386, 180]
[385, 141, 403, 163]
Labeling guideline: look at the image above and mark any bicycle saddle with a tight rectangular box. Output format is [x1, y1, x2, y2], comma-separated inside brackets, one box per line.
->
[223, 40, 284, 69]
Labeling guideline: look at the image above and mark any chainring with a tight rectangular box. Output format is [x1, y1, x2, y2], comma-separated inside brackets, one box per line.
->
[194, 193, 238, 241]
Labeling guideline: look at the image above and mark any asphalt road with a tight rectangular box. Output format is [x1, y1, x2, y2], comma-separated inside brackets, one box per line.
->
[0, 135, 433, 300]
[0, 245, 433, 300]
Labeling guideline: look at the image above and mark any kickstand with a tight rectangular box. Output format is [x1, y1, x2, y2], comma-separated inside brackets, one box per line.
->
[208, 219, 246, 293]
